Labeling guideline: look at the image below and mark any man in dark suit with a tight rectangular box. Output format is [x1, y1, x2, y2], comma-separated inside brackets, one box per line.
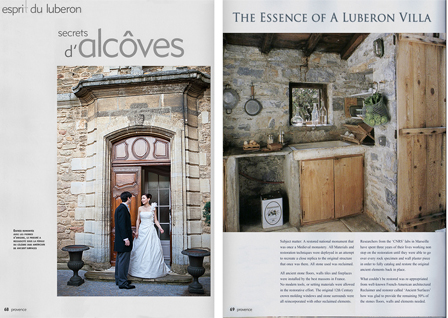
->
[114, 191, 136, 289]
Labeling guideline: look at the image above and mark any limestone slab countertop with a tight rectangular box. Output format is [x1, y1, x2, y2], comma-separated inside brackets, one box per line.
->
[223, 147, 291, 159]
[223, 140, 368, 160]
[289, 141, 366, 160]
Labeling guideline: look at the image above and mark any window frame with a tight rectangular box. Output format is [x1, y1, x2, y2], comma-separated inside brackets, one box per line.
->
[288, 82, 328, 126]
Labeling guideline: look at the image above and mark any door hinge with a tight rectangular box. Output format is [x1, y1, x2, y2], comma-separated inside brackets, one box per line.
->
[394, 130, 397, 139]
[303, 210, 305, 218]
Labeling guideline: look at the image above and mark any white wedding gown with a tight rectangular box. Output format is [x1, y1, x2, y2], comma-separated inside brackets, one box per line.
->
[129, 204, 170, 278]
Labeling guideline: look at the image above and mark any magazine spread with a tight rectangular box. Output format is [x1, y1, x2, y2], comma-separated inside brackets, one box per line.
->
[0, 1, 215, 317]
[0, 0, 446, 317]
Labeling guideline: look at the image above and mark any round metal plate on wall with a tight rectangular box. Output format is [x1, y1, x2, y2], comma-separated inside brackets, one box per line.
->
[244, 83, 262, 116]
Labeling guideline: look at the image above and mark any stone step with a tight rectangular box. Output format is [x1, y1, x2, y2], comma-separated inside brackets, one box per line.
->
[85, 271, 192, 284]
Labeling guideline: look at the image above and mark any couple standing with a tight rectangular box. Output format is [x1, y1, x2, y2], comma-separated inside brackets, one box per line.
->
[114, 191, 170, 289]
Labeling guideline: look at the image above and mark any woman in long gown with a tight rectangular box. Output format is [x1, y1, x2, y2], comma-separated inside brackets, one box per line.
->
[129, 193, 170, 278]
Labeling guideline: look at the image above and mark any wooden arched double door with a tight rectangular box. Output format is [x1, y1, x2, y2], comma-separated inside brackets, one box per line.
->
[110, 135, 171, 266]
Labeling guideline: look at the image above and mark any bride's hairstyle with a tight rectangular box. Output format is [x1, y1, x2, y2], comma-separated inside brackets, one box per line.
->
[142, 193, 152, 203]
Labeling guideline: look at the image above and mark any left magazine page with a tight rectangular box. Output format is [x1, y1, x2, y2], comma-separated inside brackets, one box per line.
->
[0, 1, 214, 317]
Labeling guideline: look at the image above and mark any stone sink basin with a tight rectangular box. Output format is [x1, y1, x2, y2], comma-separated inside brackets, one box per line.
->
[289, 140, 365, 160]
[288, 140, 352, 151]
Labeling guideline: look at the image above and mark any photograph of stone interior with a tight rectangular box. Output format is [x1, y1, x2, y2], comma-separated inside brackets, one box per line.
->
[57, 66, 211, 283]
[223, 33, 446, 233]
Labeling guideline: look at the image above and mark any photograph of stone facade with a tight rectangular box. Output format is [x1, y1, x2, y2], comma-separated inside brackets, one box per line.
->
[223, 33, 446, 233]
[57, 66, 211, 291]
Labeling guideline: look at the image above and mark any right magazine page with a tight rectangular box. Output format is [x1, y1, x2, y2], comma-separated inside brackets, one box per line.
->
[222, 0, 446, 317]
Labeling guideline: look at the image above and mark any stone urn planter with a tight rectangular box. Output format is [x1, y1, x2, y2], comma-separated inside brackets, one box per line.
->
[181, 248, 210, 294]
[61, 245, 90, 286]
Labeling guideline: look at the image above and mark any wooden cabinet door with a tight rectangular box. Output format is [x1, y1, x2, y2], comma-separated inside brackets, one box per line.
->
[334, 155, 364, 218]
[300, 159, 334, 224]
[110, 166, 141, 265]
[397, 35, 446, 231]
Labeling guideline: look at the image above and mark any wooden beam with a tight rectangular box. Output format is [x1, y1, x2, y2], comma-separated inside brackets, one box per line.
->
[340, 34, 369, 60]
[399, 127, 446, 136]
[304, 33, 322, 56]
[260, 33, 275, 54]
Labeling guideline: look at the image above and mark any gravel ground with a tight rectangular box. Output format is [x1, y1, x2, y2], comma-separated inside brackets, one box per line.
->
[57, 270, 210, 297]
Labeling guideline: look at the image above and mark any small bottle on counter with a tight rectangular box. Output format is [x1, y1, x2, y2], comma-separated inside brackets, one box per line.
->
[278, 129, 284, 144]
[312, 103, 319, 126]
[320, 104, 327, 125]
[267, 134, 274, 145]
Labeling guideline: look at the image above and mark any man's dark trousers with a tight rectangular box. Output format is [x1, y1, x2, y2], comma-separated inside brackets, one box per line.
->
[114, 202, 133, 287]
[115, 251, 131, 286]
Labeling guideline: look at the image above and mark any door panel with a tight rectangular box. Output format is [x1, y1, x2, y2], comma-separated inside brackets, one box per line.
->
[143, 167, 171, 262]
[334, 156, 364, 218]
[110, 166, 141, 265]
[397, 35, 446, 231]
[300, 159, 334, 224]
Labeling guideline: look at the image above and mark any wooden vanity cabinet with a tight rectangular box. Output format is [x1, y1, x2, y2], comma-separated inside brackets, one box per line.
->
[300, 155, 364, 224]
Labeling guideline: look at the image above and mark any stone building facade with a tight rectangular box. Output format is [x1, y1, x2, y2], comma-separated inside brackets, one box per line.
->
[223, 34, 398, 231]
[57, 66, 211, 272]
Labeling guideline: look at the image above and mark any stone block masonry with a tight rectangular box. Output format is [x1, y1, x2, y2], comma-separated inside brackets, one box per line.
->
[223, 45, 368, 148]
[57, 95, 88, 262]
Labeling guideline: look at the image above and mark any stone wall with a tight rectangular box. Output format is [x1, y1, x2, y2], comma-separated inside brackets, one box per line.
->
[238, 156, 286, 228]
[347, 34, 398, 231]
[57, 97, 88, 262]
[57, 66, 104, 94]
[223, 45, 369, 149]
[57, 66, 211, 270]
[198, 87, 212, 235]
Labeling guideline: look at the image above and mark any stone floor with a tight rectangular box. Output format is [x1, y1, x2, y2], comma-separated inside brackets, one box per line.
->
[300, 213, 387, 232]
[241, 222, 299, 232]
[241, 213, 387, 232]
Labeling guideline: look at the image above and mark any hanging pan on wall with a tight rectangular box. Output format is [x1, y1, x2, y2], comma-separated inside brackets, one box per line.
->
[223, 84, 239, 114]
[244, 83, 262, 116]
